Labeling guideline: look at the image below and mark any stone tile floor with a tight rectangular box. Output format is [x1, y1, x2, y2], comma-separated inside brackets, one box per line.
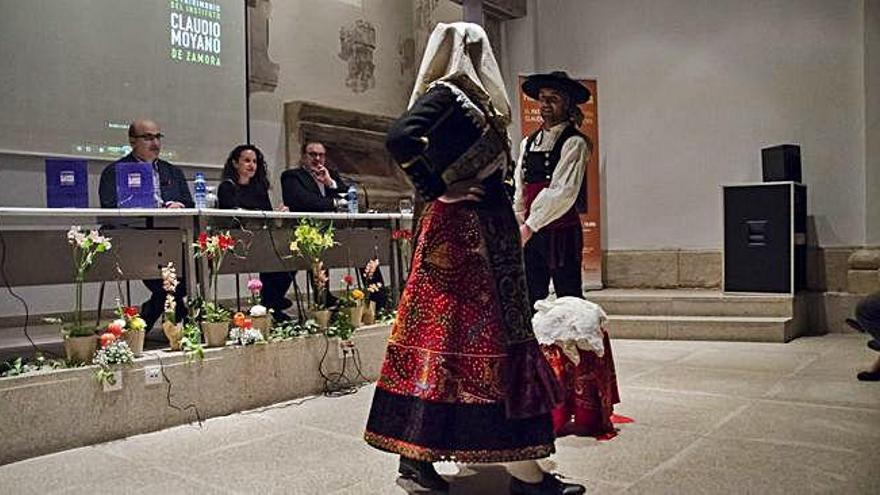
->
[1, 334, 878, 494]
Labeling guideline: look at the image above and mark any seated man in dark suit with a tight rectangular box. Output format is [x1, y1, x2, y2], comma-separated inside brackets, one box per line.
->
[280, 141, 347, 308]
[280, 141, 348, 212]
[98, 119, 192, 332]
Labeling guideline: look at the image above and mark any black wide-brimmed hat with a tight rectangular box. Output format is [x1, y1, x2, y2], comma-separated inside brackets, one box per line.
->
[522, 71, 590, 104]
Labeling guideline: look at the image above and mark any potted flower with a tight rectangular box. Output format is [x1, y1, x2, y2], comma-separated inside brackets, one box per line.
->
[338, 274, 365, 328]
[327, 309, 357, 349]
[230, 312, 265, 346]
[193, 231, 236, 347]
[92, 328, 135, 387]
[179, 322, 205, 362]
[56, 226, 112, 363]
[161, 262, 184, 351]
[362, 257, 386, 325]
[289, 219, 336, 329]
[246, 278, 271, 339]
[115, 304, 147, 356]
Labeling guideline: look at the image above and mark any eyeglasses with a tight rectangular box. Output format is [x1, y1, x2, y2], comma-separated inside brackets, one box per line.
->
[133, 133, 164, 141]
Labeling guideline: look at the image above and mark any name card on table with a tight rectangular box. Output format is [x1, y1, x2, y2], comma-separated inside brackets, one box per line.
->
[45, 159, 88, 208]
[115, 162, 156, 208]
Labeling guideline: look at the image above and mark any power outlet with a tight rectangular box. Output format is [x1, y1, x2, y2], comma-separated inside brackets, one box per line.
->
[103, 371, 123, 392]
[337, 339, 356, 359]
[144, 366, 163, 386]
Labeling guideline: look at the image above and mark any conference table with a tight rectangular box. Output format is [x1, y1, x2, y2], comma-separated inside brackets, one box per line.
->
[0, 207, 412, 316]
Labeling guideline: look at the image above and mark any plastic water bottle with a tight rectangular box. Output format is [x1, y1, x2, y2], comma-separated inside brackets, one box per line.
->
[194, 172, 207, 209]
[205, 185, 218, 209]
[346, 183, 358, 214]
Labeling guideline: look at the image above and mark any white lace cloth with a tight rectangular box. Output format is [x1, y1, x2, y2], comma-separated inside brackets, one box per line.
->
[532, 297, 608, 364]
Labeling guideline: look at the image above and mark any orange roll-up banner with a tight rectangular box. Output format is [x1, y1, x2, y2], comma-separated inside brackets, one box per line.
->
[517, 76, 602, 289]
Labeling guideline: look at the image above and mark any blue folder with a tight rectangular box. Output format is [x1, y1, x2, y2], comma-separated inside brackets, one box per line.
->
[115, 162, 156, 208]
[45, 159, 88, 208]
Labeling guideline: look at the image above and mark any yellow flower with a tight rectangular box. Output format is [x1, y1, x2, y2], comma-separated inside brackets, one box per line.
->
[351, 289, 365, 300]
[128, 317, 146, 331]
[289, 241, 299, 253]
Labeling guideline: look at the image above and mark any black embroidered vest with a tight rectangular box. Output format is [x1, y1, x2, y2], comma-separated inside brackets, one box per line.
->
[523, 125, 588, 213]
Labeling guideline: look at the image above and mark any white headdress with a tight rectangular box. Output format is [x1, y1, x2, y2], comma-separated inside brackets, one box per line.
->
[408, 22, 511, 126]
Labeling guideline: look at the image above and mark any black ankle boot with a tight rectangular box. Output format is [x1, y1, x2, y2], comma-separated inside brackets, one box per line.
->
[509, 472, 586, 495]
[397, 457, 449, 493]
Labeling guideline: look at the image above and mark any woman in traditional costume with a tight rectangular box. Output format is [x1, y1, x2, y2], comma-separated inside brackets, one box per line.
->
[364, 22, 584, 495]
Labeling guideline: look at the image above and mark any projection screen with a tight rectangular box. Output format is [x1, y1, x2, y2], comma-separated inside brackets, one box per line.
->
[0, 0, 247, 167]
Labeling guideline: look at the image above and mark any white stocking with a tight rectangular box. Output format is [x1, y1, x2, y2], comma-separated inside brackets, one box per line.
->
[503, 460, 544, 483]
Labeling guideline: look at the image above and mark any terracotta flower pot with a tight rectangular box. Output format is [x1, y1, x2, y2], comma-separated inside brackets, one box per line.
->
[64, 334, 97, 364]
[312, 309, 331, 329]
[251, 314, 272, 340]
[162, 321, 183, 351]
[122, 330, 145, 356]
[202, 321, 229, 347]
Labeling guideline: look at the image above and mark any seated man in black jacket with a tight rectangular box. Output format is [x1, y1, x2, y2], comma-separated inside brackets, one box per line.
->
[280, 141, 346, 308]
[98, 119, 192, 333]
[280, 141, 348, 212]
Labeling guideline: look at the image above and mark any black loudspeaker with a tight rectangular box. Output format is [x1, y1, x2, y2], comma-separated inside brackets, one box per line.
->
[723, 182, 806, 293]
[762, 144, 801, 182]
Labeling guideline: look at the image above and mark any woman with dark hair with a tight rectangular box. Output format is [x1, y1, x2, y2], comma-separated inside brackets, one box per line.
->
[218, 144, 292, 321]
[219, 144, 272, 210]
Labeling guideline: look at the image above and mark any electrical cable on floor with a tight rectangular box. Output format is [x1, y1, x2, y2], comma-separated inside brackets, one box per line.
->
[318, 333, 368, 397]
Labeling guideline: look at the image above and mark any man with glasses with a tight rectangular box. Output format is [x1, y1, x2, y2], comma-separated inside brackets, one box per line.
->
[99, 119, 193, 209]
[98, 119, 192, 333]
[279, 141, 348, 310]
[280, 141, 348, 212]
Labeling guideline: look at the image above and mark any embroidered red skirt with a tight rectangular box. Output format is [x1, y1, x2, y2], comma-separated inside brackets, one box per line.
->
[541, 330, 620, 437]
[365, 196, 560, 463]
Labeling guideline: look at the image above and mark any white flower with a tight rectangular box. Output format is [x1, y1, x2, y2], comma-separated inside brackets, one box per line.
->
[161, 262, 179, 292]
[229, 327, 264, 346]
[249, 304, 267, 317]
[67, 226, 87, 247]
[92, 341, 135, 367]
[164, 294, 176, 315]
[112, 318, 127, 329]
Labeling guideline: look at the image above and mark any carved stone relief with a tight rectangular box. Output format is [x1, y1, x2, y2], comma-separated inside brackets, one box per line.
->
[247, 0, 279, 93]
[339, 20, 377, 93]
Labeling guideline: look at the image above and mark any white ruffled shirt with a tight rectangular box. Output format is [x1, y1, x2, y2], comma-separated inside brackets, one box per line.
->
[513, 122, 589, 232]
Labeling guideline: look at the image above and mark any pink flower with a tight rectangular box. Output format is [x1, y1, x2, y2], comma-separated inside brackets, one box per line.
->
[247, 278, 263, 294]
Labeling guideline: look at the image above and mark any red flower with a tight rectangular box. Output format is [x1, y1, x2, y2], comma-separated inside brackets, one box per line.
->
[342, 274, 354, 286]
[123, 306, 138, 318]
[198, 232, 208, 249]
[100, 332, 116, 348]
[218, 234, 234, 251]
[243, 318, 253, 329]
[107, 322, 124, 337]
[392, 229, 412, 241]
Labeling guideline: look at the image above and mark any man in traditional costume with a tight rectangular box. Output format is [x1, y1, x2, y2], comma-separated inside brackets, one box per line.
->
[364, 23, 585, 495]
[513, 72, 592, 308]
[514, 73, 623, 440]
